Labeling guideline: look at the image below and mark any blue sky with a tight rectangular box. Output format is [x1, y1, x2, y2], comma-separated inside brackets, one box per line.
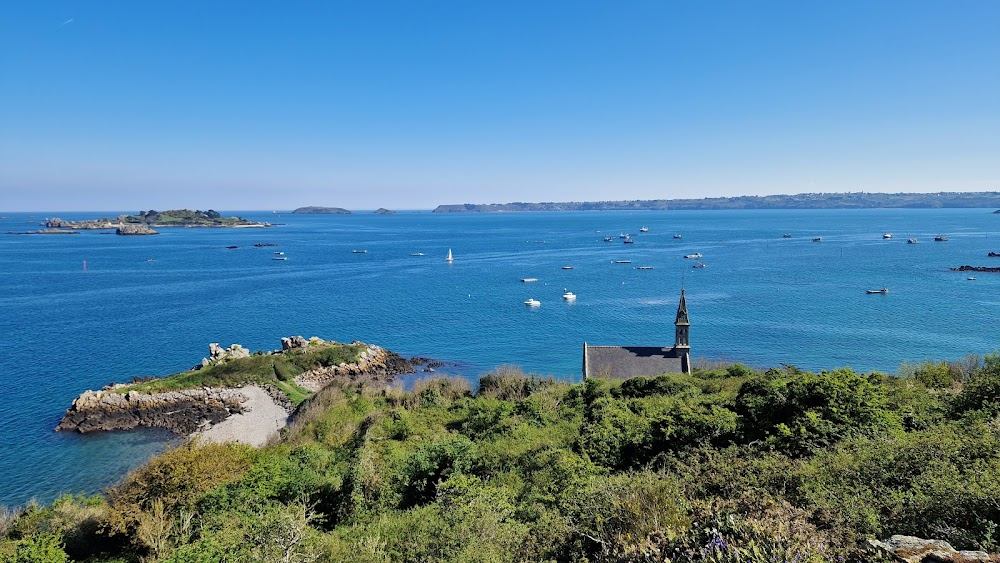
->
[1, 1, 998, 211]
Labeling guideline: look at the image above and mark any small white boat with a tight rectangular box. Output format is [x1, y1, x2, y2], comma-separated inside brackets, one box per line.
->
[866, 288, 889, 294]
[603, 236, 614, 242]
[693, 262, 706, 269]
[561, 266, 573, 270]
[524, 298, 541, 307]
[934, 235, 949, 242]
[782, 233, 792, 238]
[883, 233, 893, 239]
[623, 238, 634, 244]
[273, 251, 284, 255]
[684, 253, 703, 259]
[521, 278, 539, 283]
[907, 239, 918, 244]
[674, 234, 682, 239]
[619, 233, 627, 238]
[639, 226, 649, 233]
[410, 252, 425, 256]
[635, 266, 654, 270]
[562, 291, 577, 300]
[968, 277, 976, 281]
[352, 249, 368, 254]
[446, 248, 454, 262]
[272, 257, 288, 261]
[613, 260, 632, 264]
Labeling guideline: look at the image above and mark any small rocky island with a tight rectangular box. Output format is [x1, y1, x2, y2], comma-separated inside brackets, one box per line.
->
[57, 336, 417, 436]
[46, 209, 270, 232]
[291, 206, 352, 214]
[374, 208, 396, 214]
[951, 265, 1000, 273]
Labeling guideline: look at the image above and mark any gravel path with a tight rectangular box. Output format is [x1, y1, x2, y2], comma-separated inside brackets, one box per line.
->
[193, 385, 289, 447]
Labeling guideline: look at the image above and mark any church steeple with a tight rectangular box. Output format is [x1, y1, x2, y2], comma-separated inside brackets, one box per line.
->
[674, 287, 691, 374]
[674, 288, 690, 348]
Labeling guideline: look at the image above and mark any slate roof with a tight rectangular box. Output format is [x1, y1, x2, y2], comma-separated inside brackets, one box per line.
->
[583, 345, 687, 380]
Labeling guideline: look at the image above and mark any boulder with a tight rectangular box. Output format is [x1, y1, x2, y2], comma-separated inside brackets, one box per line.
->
[868, 535, 997, 562]
[281, 336, 309, 350]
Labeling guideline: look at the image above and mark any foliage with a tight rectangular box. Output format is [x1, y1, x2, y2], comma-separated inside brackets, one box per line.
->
[9, 354, 1000, 561]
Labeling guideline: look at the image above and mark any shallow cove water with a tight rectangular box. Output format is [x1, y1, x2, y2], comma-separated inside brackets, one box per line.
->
[1, 208, 998, 505]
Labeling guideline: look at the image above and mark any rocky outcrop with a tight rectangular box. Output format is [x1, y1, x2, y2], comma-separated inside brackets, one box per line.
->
[46, 217, 117, 229]
[201, 343, 250, 367]
[57, 388, 248, 434]
[374, 208, 396, 214]
[868, 535, 997, 562]
[951, 265, 1000, 273]
[116, 224, 158, 235]
[294, 341, 414, 391]
[281, 336, 309, 350]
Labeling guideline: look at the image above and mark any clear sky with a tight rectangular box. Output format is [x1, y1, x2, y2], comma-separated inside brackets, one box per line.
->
[1, 1, 998, 211]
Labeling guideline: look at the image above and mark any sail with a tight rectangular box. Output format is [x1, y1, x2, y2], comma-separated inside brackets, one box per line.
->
[446, 248, 453, 262]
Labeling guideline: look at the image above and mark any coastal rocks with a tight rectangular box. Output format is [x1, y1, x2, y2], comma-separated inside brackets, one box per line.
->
[294, 342, 414, 392]
[950, 265, 1000, 273]
[116, 224, 158, 235]
[281, 336, 309, 350]
[202, 343, 250, 367]
[46, 217, 117, 229]
[867, 535, 997, 562]
[374, 208, 396, 214]
[56, 388, 248, 434]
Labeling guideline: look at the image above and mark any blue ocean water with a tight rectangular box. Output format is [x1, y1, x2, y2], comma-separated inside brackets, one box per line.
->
[1, 208, 998, 505]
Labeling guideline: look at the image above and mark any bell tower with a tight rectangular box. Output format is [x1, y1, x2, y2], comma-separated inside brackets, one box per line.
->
[674, 288, 691, 373]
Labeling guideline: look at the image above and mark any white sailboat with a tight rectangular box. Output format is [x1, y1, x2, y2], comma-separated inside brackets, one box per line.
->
[446, 248, 454, 262]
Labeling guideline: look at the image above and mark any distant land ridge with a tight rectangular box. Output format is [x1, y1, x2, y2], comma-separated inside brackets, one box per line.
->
[292, 206, 352, 214]
[432, 191, 1000, 212]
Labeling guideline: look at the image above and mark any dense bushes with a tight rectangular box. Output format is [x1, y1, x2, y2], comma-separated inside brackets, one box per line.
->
[3, 357, 1000, 561]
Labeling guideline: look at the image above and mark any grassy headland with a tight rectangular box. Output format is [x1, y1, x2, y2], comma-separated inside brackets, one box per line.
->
[5, 353, 1000, 561]
[121, 342, 365, 405]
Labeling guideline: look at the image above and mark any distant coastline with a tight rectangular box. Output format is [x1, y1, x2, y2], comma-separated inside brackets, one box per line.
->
[432, 191, 1000, 213]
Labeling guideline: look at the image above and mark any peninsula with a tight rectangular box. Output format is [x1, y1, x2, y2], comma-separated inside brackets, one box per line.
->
[432, 191, 1000, 212]
[57, 336, 415, 437]
[45, 209, 270, 230]
[291, 206, 352, 214]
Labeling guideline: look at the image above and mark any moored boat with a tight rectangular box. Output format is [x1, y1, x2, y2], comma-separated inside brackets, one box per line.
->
[352, 249, 368, 254]
[639, 226, 649, 233]
[562, 291, 576, 300]
[883, 233, 893, 239]
[812, 237, 822, 242]
[635, 266, 654, 270]
[684, 253, 702, 259]
[866, 288, 889, 294]
[934, 235, 949, 241]
[521, 278, 539, 283]
[907, 239, 918, 244]
[693, 262, 706, 269]
[613, 260, 632, 264]
[524, 298, 540, 307]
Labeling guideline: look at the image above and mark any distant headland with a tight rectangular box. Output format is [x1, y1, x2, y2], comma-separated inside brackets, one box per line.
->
[44, 209, 270, 233]
[432, 191, 1000, 213]
[291, 206, 352, 214]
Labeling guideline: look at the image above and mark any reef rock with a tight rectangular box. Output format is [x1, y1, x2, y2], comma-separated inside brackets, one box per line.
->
[281, 335, 310, 350]
[868, 535, 997, 562]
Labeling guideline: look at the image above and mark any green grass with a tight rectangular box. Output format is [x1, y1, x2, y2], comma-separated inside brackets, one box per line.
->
[120, 343, 363, 404]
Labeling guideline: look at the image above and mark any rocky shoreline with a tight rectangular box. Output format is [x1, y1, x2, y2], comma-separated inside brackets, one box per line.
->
[57, 387, 249, 434]
[57, 336, 420, 437]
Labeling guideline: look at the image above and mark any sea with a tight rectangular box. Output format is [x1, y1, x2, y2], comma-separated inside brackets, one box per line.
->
[1, 208, 998, 506]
